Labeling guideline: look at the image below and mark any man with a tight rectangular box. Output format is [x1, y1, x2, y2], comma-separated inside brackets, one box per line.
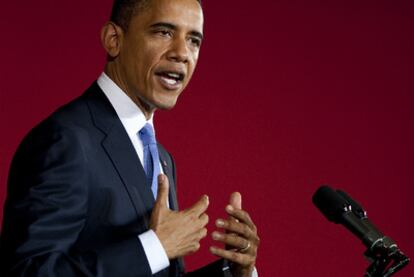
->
[0, 0, 259, 276]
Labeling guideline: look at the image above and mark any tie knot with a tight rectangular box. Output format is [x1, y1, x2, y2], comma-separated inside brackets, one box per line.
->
[139, 123, 156, 146]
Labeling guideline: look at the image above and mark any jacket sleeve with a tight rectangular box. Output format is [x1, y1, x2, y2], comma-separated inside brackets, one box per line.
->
[0, 121, 153, 277]
[185, 259, 233, 277]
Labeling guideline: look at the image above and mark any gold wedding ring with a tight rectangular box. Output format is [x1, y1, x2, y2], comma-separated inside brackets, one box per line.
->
[239, 242, 251, 253]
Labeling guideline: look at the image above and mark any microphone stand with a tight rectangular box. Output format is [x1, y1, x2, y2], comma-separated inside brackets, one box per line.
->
[336, 191, 410, 277]
[364, 238, 410, 277]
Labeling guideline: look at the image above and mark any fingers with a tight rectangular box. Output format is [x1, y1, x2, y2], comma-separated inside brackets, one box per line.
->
[225, 205, 256, 231]
[227, 192, 242, 233]
[212, 231, 250, 250]
[192, 227, 208, 241]
[187, 195, 209, 217]
[155, 174, 169, 208]
[229, 191, 242, 209]
[209, 246, 254, 266]
[182, 227, 208, 254]
[215, 217, 255, 240]
[211, 194, 259, 276]
[199, 213, 209, 227]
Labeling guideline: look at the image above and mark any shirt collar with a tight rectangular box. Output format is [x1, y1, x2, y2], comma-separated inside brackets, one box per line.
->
[97, 72, 154, 136]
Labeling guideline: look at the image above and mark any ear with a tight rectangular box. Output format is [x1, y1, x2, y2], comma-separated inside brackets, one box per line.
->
[101, 22, 123, 58]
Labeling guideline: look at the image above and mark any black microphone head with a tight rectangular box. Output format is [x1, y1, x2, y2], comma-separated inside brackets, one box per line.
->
[336, 190, 367, 219]
[312, 185, 350, 223]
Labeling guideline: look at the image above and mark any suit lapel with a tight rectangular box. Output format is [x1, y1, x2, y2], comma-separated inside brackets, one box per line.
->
[85, 82, 184, 275]
[84, 83, 155, 225]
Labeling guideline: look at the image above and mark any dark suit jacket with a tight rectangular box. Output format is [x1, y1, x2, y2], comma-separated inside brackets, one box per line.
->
[0, 83, 230, 277]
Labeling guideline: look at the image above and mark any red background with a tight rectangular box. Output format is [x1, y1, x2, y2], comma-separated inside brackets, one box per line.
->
[1, 0, 413, 276]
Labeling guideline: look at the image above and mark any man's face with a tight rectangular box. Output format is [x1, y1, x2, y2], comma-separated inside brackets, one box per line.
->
[116, 0, 203, 114]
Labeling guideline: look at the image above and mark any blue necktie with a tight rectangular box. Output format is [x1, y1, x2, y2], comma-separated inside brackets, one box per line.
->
[139, 123, 161, 199]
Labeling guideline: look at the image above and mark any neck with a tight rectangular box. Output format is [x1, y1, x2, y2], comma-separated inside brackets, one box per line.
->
[104, 63, 155, 120]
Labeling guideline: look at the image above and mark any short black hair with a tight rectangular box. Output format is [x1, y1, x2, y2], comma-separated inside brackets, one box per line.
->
[110, 0, 202, 32]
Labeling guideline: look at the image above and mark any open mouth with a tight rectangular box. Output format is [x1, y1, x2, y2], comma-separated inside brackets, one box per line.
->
[155, 71, 185, 88]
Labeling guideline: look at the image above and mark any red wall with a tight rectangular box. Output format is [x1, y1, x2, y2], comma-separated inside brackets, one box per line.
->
[1, 1, 413, 276]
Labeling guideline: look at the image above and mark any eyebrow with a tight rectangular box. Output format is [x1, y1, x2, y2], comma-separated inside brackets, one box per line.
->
[149, 22, 204, 41]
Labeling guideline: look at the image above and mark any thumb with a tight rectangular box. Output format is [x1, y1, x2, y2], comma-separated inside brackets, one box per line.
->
[155, 174, 170, 208]
[229, 191, 242, 209]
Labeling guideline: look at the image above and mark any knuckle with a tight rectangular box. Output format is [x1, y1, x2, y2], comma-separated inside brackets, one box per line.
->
[235, 236, 244, 247]
[199, 228, 207, 239]
[188, 213, 197, 221]
[228, 220, 236, 230]
[252, 223, 257, 233]
[221, 234, 231, 244]
[230, 251, 240, 262]
[199, 213, 208, 225]
[203, 214, 209, 224]
[188, 243, 200, 254]
[220, 234, 228, 244]
[242, 224, 250, 234]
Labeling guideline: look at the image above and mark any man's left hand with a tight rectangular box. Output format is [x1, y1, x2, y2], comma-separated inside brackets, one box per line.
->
[209, 192, 260, 277]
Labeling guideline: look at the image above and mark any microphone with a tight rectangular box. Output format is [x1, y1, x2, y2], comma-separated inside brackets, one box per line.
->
[312, 185, 409, 277]
[312, 186, 391, 249]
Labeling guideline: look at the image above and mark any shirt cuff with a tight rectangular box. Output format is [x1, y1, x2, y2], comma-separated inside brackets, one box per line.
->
[252, 266, 258, 277]
[138, 230, 170, 274]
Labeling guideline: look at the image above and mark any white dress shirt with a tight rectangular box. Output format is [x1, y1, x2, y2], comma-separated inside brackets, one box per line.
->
[97, 72, 169, 274]
[97, 72, 258, 277]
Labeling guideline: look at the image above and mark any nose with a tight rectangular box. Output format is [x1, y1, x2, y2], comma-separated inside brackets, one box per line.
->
[166, 37, 189, 63]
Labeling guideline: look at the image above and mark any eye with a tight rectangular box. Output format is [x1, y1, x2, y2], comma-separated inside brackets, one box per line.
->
[156, 29, 173, 37]
[189, 37, 201, 48]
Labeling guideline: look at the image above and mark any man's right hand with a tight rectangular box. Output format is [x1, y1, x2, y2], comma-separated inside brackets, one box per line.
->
[150, 174, 209, 259]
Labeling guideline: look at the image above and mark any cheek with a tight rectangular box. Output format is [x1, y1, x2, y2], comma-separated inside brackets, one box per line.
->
[128, 40, 160, 74]
[140, 49, 164, 79]
[190, 51, 200, 70]
[142, 40, 165, 63]
[187, 56, 199, 79]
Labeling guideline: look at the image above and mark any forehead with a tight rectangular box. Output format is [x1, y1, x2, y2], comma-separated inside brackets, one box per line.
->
[132, 0, 204, 33]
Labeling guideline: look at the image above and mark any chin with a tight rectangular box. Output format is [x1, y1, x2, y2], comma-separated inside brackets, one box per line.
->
[154, 93, 181, 110]
[157, 103, 177, 111]
[153, 99, 178, 111]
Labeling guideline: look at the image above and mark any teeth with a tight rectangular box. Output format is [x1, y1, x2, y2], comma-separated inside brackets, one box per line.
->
[162, 76, 178, 85]
[167, 72, 180, 79]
